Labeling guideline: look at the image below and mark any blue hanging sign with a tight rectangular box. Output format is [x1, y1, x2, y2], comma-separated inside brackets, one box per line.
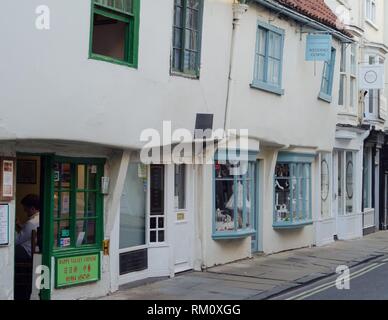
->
[305, 34, 332, 61]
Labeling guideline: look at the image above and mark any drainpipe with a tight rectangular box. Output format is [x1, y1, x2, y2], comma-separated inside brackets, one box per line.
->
[223, 1, 249, 132]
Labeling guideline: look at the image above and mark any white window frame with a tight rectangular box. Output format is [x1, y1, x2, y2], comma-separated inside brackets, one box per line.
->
[364, 53, 384, 120]
[365, 0, 377, 24]
[339, 43, 358, 112]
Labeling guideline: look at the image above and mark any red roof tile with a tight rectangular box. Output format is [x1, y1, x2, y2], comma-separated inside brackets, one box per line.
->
[275, 0, 350, 36]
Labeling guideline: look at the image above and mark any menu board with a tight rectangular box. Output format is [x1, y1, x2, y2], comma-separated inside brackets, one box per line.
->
[0, 204, 9, 246]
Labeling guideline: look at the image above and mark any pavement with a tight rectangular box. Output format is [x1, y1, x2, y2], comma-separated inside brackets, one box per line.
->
[100, 231, 388, 300]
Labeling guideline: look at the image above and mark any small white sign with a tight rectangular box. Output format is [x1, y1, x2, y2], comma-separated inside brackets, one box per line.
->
[359, 65, 385, 90]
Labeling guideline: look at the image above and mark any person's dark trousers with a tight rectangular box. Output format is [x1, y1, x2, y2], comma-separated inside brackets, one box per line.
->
[14, 245, 33, 300]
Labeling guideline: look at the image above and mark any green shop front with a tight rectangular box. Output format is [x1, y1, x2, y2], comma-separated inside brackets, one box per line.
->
[14, 154, 106, 300]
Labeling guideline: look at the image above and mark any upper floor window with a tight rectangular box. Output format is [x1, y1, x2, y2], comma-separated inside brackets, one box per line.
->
[364, 54, 384, 120]
[252, 21, 285, 95]
[365, 0, 377, 24]
[319, 47, 336, 103]
[339, 43, 357, 111]
[172, 0, 204, 77]
[90, 0, 140, 68]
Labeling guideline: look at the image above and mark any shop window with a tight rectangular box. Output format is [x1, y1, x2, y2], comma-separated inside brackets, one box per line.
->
[345, 152, 355, 214]
[363, 147, 373, 209]
[53, 159, 104, 250]
[119, 163, 147, 249]
[90, 0, 140, 67]
[274, 153, 313, 228]
[319, 48, 336, 103]
[174, 164, 186, 210]
[149, 165, 165, 243]
[172, 0, 204, 77]
[252, 21, 285, 95]
[321, 153, 331, 219]
[213, 151, 256, 239]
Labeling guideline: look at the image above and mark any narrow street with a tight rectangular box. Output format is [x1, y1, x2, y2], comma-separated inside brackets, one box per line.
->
[100, 232, 388, 300]
[273, 256, 388, 300]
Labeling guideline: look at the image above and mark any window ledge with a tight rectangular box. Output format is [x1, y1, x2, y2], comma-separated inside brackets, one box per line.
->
[212, 229, 255, 240]
[250, 81, 284, 96]
[318, 92, 332, 103]
[89, 53, 137, 69]
[273, 220, 313, 230]
[365, 19, 379, 31]
[170, 70, 200, 80]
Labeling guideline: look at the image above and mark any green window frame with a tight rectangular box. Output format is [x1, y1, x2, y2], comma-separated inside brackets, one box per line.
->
[319, 47, 336, 103]
[213, 150, 257, 240]
[51, 157, 105, 255]
[251, 20, 285, 95]
[274, 153, 314, 229]
[89, 0, 140, 68]
[171, 0, 204, 77]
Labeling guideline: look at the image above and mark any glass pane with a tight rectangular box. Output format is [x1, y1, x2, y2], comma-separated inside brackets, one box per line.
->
[60, 192, 70, 219]
[54, 192, 59, 218]
[150, 217, 157, 229]
[76, 220, 96, 246]
[87, 192, 97, 218]
[258, 28, 267, 56]
[158, 217, 164, 229]
[77, 165, 85, 190]
[346, 152, 354, 214]
[94, 0, 133, 14]
[120, 163, 147, 249]
[54, 163, 71, 189]
[275, 164, 290, 223]
[338, 74, 345, 106]
[158, 230, 165, 242]
[256, 55, 265, 82]
[86, 165, 97, 190]
[321, 157, 330, 218]
[76, 192, 85, 219]
[338, 152, 344, 216]
[174, 164, 186, 209]
[215, 179, 235, 232]
[55, 220, 71, 249]
[150, 231, 157, 243]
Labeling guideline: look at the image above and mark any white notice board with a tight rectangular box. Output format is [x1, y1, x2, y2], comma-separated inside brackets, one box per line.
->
[0, 204, 9, 246]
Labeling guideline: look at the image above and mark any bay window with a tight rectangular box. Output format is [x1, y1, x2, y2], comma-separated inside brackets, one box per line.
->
[213, 151, 256, 239]
[274, 153, 314, 228]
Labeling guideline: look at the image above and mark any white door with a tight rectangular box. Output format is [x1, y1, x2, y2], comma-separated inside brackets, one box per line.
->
[172, 164, 194, 273]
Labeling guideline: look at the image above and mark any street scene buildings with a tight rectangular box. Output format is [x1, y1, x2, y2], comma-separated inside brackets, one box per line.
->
[1, 0, 388, 300]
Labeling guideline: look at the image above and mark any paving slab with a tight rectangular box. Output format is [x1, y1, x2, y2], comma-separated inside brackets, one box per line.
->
[99, 231, 388, 300]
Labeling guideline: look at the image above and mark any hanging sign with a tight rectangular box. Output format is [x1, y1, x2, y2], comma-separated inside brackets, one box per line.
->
[305, 34, 332, 61]
[0, 204, 9, 246]
[359, 65, 385, 90]
[56, 253, 100, 288]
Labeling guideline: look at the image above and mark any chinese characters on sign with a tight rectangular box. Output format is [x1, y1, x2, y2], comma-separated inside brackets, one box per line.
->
[0, 204, 9, 246]
[305, 34, 332, 61]
[56, 254, 100, 288]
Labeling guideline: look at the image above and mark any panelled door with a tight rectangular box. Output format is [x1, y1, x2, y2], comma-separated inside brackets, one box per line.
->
[172, 164, 194, 273]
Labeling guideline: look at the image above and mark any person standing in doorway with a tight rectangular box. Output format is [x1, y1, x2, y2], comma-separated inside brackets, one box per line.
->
[14, 194, 40, 300]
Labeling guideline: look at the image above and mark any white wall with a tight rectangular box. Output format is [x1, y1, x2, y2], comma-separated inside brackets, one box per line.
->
[0, 0, 231, 149]
[228, 4, 340, 151]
